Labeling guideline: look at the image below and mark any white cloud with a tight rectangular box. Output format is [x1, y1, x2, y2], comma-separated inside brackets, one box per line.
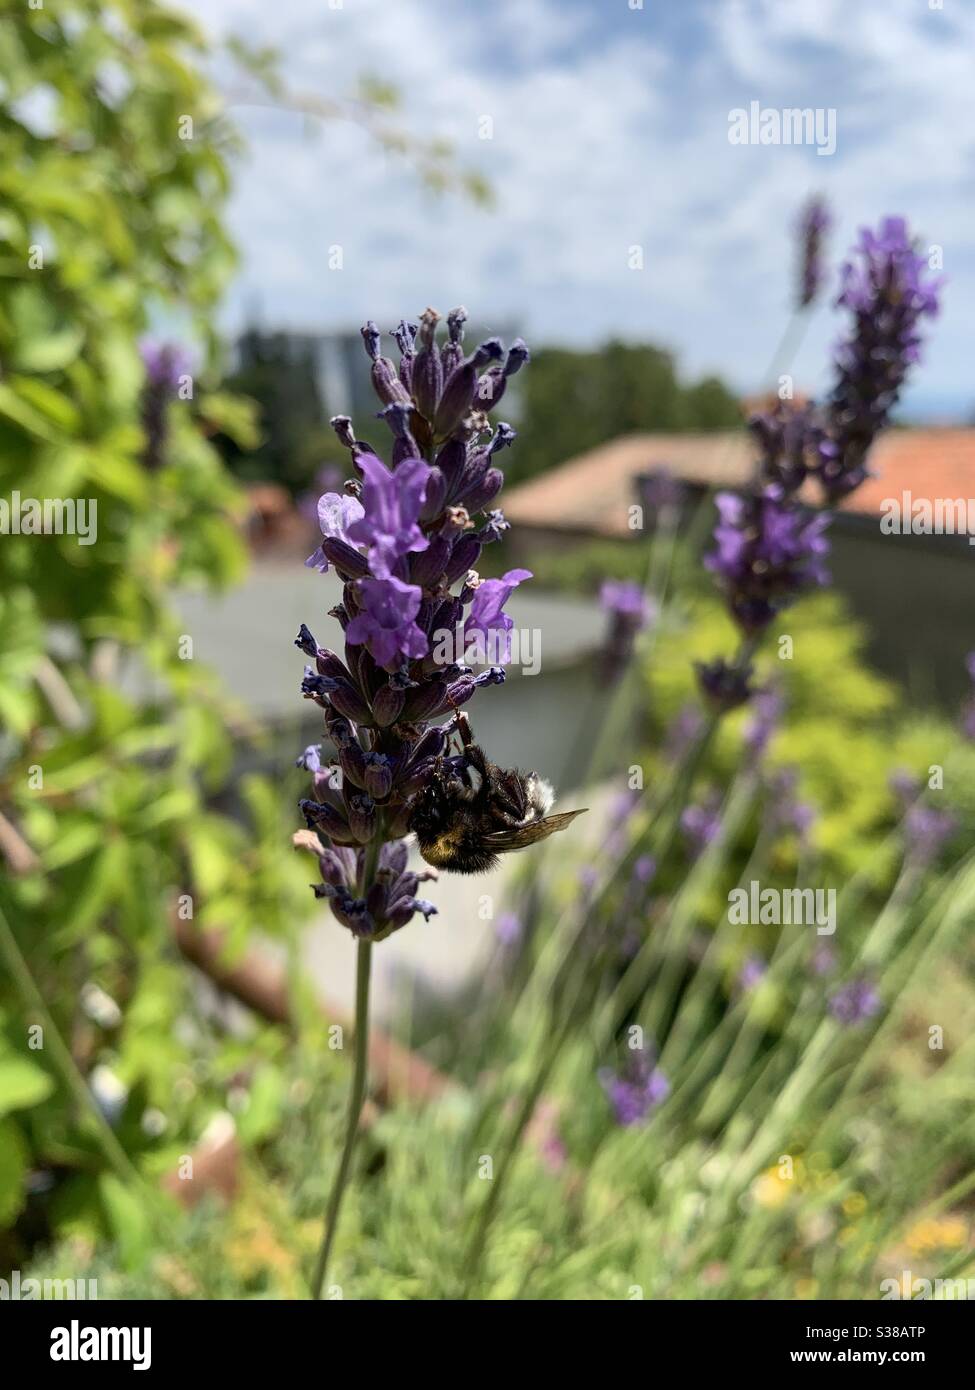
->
[194, 0, 975, 415]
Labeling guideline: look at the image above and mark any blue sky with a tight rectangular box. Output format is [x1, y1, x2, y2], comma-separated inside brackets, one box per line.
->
[197, 0, 975, 421]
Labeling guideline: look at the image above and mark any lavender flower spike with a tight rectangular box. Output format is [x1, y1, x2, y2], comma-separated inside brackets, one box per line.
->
[796, 194, 831, 310]
[706, 487, 830, 633]
[599, 1053, 670, 1127]
[819, 217, 942, 502]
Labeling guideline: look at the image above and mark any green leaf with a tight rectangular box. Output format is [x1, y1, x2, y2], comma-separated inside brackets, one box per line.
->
[0, 1119, 28, 1224]
[99, 1173, 153, 1272]
[0, 1050, 55, 1116]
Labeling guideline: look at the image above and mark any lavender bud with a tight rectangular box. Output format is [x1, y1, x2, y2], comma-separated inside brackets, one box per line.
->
[294, 623, 318, 658]
[328, 681, 374, 726]
[444, 535, 482, 584]
[412, 307, 443, 420]
[372, 682, 407, 727]
[460, 466, 503, 514]
[363, 753, 393, 801]
[338, 741, 368, 789]
[346, 793, 377, 844]
[434, 339, 504, 439]
[419, 465, 447, 521]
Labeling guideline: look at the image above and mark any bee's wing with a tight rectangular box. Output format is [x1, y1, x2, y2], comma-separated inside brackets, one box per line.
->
[482, 808, 587, 852]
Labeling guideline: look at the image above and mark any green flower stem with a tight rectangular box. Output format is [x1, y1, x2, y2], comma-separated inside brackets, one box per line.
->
[310, 853, 377, 1299]
[0, 900, 144, 1193]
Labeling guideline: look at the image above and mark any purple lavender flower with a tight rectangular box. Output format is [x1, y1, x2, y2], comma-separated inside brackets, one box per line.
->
[743, 688, 784, 760]
[904, 803, 957, 867]
[345, 453, 431, 579]
[681, 800, 722, 858]
[695, 657, 756, 714]
[578, 864, 599, 897]
[747, 218, 941, 507]
[598, 1052, 670, 1127]
[140, 339, 190, 391]
[828, 976, 881, 1026]
[298, 464, 346, 525]
[294, 307, 542, 939]
[604, 786, 643, 855]
[300, 835, 439, 940]
[767, 766, 816, 844]
[738, 954, 767, 992]
[305, 492, 367, 574]
[599, 579, 655, 677]
[889, 768, 921, 806]
[494, 911, 522, 947]
[796, 195, 831, 310]
[810, 942, 837, 977]
[705, 487, 830, 633]
[600, 579, 655, 630]
[633, 854, 657, 885]
[636, 466, 684, 516]
[749, 399, 824, 497]
[665, 704, 704, 760]
[819, 217, 942, 502]
[138, 339, 191, 472]
[345, 576, 429, 671]
[463, 568, 532, 664]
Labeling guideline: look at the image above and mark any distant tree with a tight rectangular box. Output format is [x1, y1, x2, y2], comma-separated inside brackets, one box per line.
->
[507, 341, 742, 484]
[214, 329, 347, 493]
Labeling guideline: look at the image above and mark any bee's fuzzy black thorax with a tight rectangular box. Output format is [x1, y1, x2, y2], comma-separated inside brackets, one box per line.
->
[407, 742, 584, 875]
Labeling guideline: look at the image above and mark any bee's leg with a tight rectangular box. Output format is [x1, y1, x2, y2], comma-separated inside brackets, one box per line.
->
[454, 710, 474, 748]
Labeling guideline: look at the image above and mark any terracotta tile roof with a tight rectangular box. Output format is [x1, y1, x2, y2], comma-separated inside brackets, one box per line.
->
[502, 428, 975, 536]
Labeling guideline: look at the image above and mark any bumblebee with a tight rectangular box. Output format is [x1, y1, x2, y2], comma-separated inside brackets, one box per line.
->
[408, 713, 586, 874]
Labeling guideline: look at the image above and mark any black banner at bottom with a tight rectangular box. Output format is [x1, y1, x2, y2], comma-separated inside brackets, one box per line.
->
[0, 1297, 967, 1373]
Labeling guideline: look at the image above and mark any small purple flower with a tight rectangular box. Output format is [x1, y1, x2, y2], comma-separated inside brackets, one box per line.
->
[578, 865, 599, 896]
[706, 488, 830, 633]
[295, 744, 323, 773]
[138, 339, 191, 471]
[738, 954, 767, 992]
[889, 768, 921, 806]
[681, 800, 722, 858]
[810, 942, 837, 977]
[345, 576, 429, 671]
[796, 195, 831, 310]
[599, 580, 655, 678]
[305, 492, 366, 573]
[828, 976, 881, 1026]
[636, 466, 684, 515]
[346, 453, 431, 579]
[633, 854, 657, 885]
[139, 339, 191, 391]
[599, 1052, 670, 1127]
[494, 911, 522, 947]
[767, 766, 816, 844]
[695, 657, 756, 714]
[298, 464, 345, 525]
[905, 803, 957, 866]
[744, 689, 784, 760]
[599, 580, 655, 630]
[665, 704, 704, 760]
[464, 568, 532, 664]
